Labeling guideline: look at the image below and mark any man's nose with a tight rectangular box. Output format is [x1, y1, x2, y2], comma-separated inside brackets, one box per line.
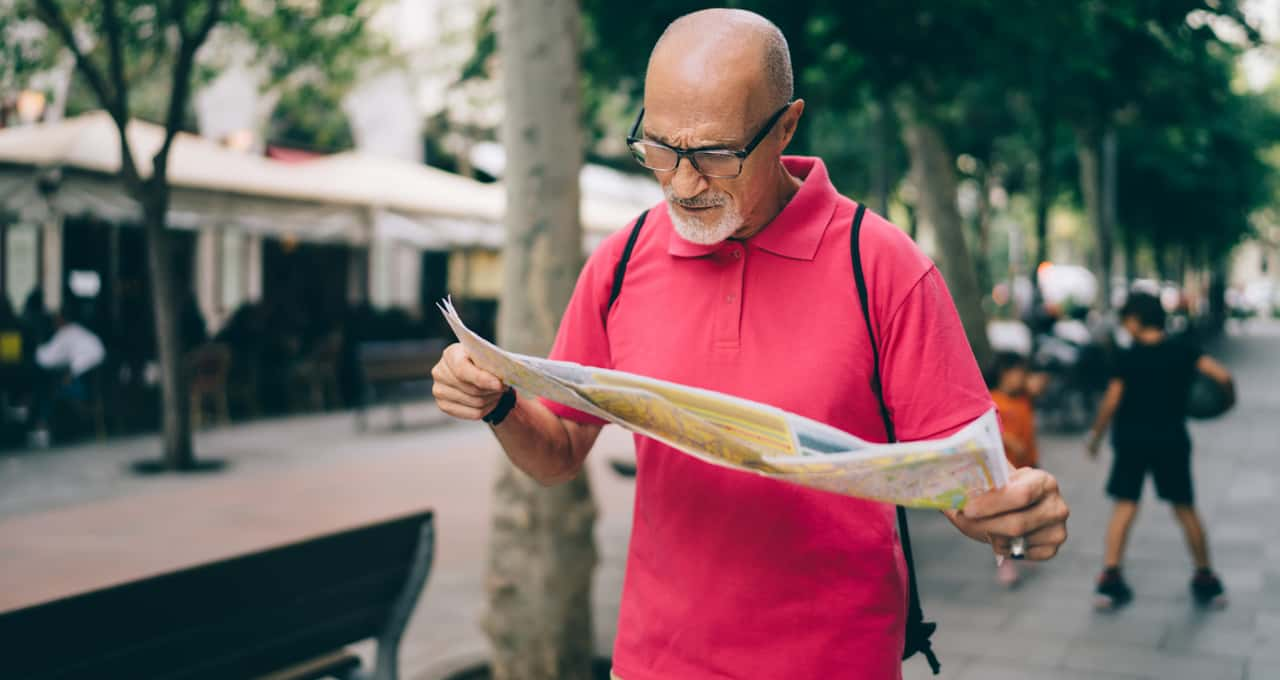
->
[669, 158, 709, 199]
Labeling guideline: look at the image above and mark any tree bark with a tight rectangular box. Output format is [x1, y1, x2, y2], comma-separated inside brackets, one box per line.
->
[1122, 227, 1138, 284]
[1208, 257, 1227, 335]
[872, 97, 891, 216]
[1075, 126, 1114, 311]
[1033, 109, 1054, 279]
[141, 186, 194, 469]
[901, 117, 993, 370]
[973, 168, 992, 295]
[483, 2, 599, 679]
[1099, 127, 1117, 311]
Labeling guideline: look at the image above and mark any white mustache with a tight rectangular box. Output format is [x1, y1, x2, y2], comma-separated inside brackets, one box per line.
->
[664, 187, 727, 209]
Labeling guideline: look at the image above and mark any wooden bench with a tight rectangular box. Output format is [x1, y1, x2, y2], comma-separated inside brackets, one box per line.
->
[356, 340, 447, 431]
[0, 510, 435, 680]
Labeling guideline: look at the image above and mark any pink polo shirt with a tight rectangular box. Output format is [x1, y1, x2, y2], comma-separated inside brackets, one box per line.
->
[543, 157, 992, 680]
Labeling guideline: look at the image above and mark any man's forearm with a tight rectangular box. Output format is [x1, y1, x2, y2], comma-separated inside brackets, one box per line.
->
[490, 395, 582, 485]
[1090, 400, 1116, 438]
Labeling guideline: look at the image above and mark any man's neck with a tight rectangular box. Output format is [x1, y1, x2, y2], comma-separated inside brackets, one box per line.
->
[731, 162, 802, 240]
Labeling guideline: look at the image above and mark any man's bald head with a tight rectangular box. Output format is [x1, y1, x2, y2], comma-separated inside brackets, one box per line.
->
[648, 9, 793, 113]
[638, 9, 804, 246]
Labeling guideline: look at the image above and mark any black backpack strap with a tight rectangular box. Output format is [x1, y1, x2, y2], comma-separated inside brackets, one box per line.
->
[850, 203, 941, 675]
[609, 209, 649, 310]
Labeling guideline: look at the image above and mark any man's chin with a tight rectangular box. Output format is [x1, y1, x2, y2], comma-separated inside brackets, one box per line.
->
[673, 223, 736, 245]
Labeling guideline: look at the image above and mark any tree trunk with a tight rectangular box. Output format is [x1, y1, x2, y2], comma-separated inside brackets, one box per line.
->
[1208, 257, 1227, 335]
[901, 117, 993, 369]
[872, 96, 891, 216]
[1033, 109, 1054, 282]
[1075, 126, 1114, 311]
[141, 187, 195, 469]
[973, 169, 992, 295]
[1123, 227, 1138, 285]
[483, 2, 599, 679]
[1099, 127, 1116, 311]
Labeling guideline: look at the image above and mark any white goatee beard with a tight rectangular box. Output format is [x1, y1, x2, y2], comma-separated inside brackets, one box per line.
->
[664, 187, 742, 245]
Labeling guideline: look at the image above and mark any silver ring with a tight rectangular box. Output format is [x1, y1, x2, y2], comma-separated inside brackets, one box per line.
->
[1010, 536, 1027, 560]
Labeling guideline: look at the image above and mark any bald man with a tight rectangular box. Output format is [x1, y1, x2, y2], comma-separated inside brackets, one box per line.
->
[433, 9, 1069, 680]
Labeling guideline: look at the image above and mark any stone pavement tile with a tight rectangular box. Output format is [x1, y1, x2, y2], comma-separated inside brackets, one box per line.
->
[1169, 599, 1265, 631]
[1257, 571, 1280, 609]
[1246, 654, 1280, 680]
[932, 629, 1071, 667]
[902, 653, 972, 680]
[1212, 538, 1268, 567]
[1258, 611, 1280, 641]
[1161, 618, 1260, 658]
[954, 661, 1149, 680]
[1009, 593, 1172, 648]
[925, 601, 1013, 631]
[1222, 473, 1277, 504]
[1063, 640, 1245, 680]
[1211, 518, 1269, 542]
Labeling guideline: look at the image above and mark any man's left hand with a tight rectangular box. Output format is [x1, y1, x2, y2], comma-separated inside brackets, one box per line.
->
[944, 467, 1069, 561]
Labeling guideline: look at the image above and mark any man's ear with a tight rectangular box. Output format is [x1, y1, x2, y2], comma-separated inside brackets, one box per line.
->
[777, 99, 805, 151]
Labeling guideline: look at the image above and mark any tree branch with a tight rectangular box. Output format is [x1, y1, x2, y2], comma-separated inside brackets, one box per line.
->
[153, 0, 223, 185]
[168, 0, 191, 43]
[32, 0, 114, 115]
[101, 0, 129, 117]
[192, 0, 222, 47]
[34, 0, 143, 191]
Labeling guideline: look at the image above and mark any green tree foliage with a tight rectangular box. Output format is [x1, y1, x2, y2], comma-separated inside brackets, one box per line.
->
[577, 0, 1276, 291]
[16, 0, 383, 468]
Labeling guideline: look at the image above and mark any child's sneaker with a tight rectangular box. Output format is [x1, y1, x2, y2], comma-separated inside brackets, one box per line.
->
[1094, 567, 1133, 610]
[1191, 569, 1228, 609]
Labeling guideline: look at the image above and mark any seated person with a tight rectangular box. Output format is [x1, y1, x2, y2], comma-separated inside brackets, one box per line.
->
[28, 310, 105, 447]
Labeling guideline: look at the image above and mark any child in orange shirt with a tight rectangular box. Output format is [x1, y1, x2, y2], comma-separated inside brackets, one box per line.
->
[987, 352, 1043, 586]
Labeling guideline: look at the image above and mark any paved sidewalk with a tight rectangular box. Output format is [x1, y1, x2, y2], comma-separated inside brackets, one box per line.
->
[901, 322, 1280, 680]
[0, 402, 638, 678]
[2, 323, 1278, 679]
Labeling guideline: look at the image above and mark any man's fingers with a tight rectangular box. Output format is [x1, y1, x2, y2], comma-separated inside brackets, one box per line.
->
[431, 353, 487, 398]
[1021, 544, 1061, 561]
[963, 468, 1058, 520]
[989, 521, 1068, 556]
[435, 399, 488, 421]
[967, 491, 1069, 539]
[432, 382, 497, 411]
[440, 344, 504, 393]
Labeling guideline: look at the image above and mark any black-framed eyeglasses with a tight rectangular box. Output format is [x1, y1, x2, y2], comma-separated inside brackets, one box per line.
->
[626, 101, 793, 179]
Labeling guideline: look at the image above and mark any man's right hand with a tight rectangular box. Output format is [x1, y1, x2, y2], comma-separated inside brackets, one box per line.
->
[431, 343, 506, 420]
[1085, 430, 1103, 459]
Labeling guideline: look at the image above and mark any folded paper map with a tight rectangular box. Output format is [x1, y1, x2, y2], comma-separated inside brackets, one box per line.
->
[439, 298, 1010, 509]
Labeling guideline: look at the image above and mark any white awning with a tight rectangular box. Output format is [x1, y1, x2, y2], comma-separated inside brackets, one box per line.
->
[0, 111, 651, 246]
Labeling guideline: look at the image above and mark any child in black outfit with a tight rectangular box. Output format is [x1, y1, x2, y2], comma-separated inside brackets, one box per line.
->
[1087, 292, 1235, 610]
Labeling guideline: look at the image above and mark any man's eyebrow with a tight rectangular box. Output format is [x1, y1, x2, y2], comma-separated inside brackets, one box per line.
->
[643, 127, 737, 149]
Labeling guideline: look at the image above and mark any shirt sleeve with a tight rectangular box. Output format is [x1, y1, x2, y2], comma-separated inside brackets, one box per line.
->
[1185, 340, 1205, 378]
[536, 239, 623, 427]
[878, 267, 994, 441]
[35, 331, 69, 369]
[1109, 346, 1130, 382]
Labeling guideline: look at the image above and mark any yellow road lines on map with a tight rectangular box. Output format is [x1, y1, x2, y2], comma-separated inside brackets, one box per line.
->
[591, 373, 798, 457]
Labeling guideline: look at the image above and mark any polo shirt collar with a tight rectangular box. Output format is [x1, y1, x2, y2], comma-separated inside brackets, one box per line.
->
[666, 156, 840, 261]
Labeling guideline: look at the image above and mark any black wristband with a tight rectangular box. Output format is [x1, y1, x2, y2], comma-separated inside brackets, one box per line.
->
[483, 387, 517, 426]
